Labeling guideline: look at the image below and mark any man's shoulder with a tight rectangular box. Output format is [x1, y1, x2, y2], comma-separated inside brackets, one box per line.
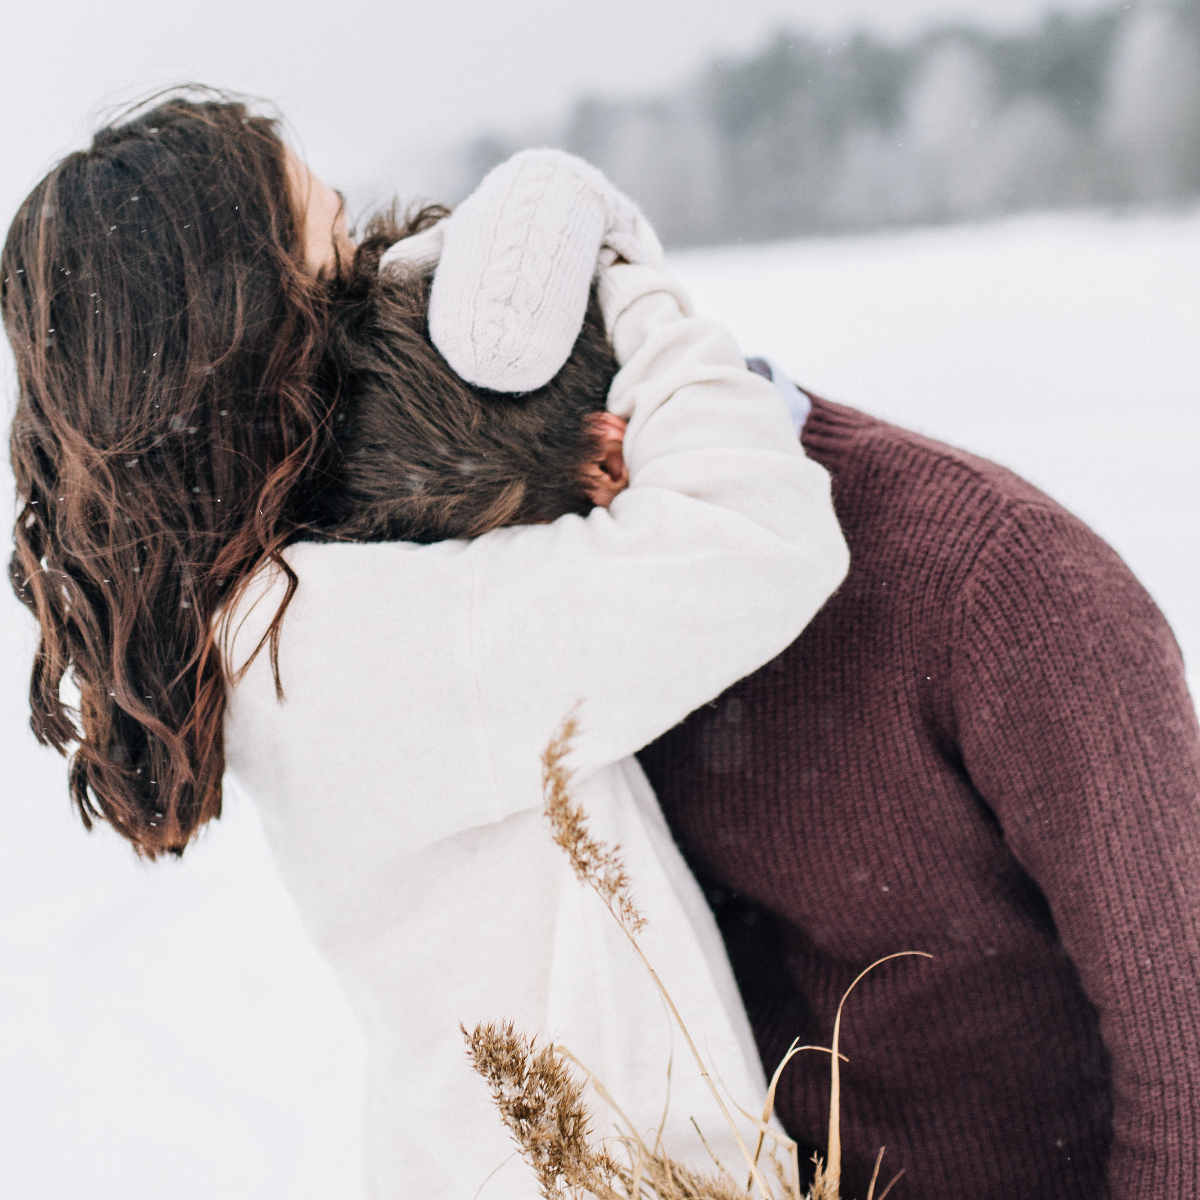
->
[797, 394, 1131, 609]
[801, 395, 1054, 516]
[789, 397, 1180, 732]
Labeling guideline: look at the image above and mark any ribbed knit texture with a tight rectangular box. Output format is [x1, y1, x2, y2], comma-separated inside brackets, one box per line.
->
[638, 397, 1200, 1200]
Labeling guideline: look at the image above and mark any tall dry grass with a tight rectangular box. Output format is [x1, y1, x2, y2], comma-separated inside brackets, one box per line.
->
[465, 711, 928, 1200]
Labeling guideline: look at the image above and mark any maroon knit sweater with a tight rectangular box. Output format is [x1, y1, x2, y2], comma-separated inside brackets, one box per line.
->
[638, 397, 1200, 1200]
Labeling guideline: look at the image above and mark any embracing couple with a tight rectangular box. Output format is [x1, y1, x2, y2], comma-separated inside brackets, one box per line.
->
[5, 94, 1198, 1200]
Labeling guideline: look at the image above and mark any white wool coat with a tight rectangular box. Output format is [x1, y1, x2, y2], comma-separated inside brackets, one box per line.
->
[223, 264, 849, 1199]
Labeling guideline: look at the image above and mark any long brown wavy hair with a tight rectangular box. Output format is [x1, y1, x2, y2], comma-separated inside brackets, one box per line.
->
[2, 94, 337, 858]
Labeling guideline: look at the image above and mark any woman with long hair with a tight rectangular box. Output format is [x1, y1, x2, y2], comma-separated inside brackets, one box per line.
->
[4, 95, 343, 855]
[4, 94, 848, 1195]
[3, 95, 639, 857]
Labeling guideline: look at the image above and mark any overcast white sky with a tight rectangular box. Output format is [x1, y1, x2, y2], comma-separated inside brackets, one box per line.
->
[2, 0, 1116, 224]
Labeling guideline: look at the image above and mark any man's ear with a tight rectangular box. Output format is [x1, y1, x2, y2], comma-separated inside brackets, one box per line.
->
[580, 412, 630, 508]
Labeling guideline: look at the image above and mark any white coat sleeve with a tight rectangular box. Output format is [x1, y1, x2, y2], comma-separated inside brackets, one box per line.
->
[467, 263, 849, 810]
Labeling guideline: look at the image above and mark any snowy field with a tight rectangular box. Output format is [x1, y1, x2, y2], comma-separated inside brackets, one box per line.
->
[1, 209, 1197, 1199]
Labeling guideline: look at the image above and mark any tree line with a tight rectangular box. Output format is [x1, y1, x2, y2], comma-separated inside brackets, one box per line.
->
[457, 2, 1200, 244]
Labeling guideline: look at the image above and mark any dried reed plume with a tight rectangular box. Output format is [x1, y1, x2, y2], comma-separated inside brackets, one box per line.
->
[464, 1020, 622, 1200]
[542, 706, 645, 937]
[467, 711, 928, 1200]
[465, 1019, 748, 1200]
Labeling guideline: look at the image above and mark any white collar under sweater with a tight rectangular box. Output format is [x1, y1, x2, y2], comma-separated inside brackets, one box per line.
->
[223, 265, 848, 1198]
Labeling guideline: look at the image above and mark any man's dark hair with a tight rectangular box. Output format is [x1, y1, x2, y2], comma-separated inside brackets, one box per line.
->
[310, 208, 620, 543]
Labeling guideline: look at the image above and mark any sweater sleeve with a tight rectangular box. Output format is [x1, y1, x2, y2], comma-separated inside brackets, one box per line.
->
[467, 264, 849, 807]
[951, 500, 1200, 1199]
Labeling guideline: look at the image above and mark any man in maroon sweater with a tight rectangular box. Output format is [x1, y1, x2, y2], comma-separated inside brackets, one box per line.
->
[639, 392, 1200, 1200]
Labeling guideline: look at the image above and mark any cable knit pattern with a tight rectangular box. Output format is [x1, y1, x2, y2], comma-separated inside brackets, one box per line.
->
[639, 396, 1200, 1200]
[409, 149, 664, 392]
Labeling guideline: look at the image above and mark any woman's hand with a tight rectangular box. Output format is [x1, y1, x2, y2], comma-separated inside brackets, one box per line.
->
[380, 150, 665, 393]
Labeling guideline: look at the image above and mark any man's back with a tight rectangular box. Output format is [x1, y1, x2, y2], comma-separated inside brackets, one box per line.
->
[639, 397, 1200, 1199]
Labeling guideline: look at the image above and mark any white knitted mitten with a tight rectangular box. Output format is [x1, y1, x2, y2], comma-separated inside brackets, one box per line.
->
[379, 149, 665, 393]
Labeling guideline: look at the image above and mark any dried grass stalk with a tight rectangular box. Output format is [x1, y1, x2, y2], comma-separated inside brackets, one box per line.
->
[465, 712, 928, 1200]
[464, 1020, 623, 1200]
[541, 708, 772, 1197]
[542, 706, 646, 938]
[465, 1019, 747, 1200]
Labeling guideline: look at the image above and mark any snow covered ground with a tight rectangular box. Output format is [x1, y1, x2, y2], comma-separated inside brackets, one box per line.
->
[1, 209, 1197, 1199]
